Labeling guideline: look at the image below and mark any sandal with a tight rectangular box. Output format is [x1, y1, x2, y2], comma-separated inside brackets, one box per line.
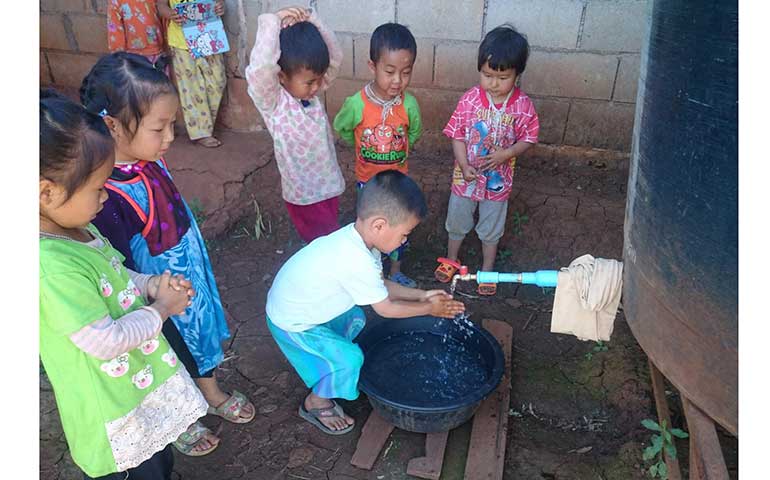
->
[435, 257, 461, 283]
[298, 400, 355, 436]
[207, 390, 256, 424]
[172, 421, 219, 457]
[196, 136, 222, 148]
[389, 271, 417, 288]
[477, 282, 497, 296]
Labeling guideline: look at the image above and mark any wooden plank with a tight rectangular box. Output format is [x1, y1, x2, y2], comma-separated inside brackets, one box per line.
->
[463, 319, 513, 480]
[681, 397, 729, 479]
[648, 359, 682, 480]
[406, 431, 450, 480]
[350, 410, 395, 470]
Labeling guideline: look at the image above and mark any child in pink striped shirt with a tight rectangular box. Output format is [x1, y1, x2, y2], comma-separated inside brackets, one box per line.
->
[245, 6, 345, 243]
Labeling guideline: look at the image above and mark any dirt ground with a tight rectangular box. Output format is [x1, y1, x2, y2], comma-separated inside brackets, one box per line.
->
[40, 130, 738, 479]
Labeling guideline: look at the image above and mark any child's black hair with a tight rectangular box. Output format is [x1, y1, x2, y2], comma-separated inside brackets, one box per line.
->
[477, 24, 530, 74]
[79, 52, 177, 139]
[369, 23, 417, 63]
[357, 170, 427, 225]
[278, 21, 330, 76]
[40, 89, 114, 199]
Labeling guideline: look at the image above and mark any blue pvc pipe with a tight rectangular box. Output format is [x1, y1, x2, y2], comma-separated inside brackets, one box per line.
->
[475, 270, 559, 287]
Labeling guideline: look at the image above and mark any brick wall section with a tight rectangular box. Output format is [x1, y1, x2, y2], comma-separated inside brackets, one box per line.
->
[40, 0, 649, 152]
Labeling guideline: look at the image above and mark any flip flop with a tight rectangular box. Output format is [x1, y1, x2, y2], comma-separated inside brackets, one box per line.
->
[298, 400, 355, 436]
[172, 421, 219, 457]
[435, 260, 460, 283]
[477, 282, 497, 296]
[196, 136, 222, 148]
[207, 390, 256, 424]
[389, 271, 417, 288]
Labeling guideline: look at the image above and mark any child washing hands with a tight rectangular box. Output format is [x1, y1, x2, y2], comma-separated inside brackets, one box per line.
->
[40, 90, 210, 479]
[245, 6, 345, 243]
[266, 171, 465, 435]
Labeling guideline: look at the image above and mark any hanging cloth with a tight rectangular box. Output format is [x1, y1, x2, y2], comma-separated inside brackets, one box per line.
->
[550, 254, 624, 342]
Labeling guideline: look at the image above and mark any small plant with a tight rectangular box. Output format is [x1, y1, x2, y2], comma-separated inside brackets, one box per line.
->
[253, 199, 271, 240]
[511, 211, 529, 236]
[584, 340, 608, 360]
[497, 248, 513, 262]
[641, 418, 689, 479]
[188, 198, 207, 225]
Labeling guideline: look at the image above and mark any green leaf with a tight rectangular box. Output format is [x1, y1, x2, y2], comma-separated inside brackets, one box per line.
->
[643, 446, 657, 461]
[659, 461, 668, 479]
[642, 419, 661, 431]
[649, 463, 658, 477]
[661, 419, 667, 429]
[650, 434, 663, 454]
[663, 430, 672, 443]
[670, 428, 689, 439]
[665, 443, 677, 459]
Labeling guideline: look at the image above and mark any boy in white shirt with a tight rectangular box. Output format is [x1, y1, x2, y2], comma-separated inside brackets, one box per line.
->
[265, 170, 465, 435]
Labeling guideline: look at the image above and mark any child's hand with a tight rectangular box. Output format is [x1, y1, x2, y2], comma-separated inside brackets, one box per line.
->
[423, 289, 452, 301]
[171, 10, 184, 25]
[169, 274, 196, 299]
[477, 149, 512, 172]
[277, 7, 309, 28]
[461, 164, 479, 182]
[152, 270, 192, 318]
[427, 294, 466, 319]
[214, 0, 225, 16]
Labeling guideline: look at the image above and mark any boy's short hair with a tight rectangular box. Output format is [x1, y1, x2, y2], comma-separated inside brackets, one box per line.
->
[370, 23, 417, 63]
[278, 21, 330, 76]
[357, 171, 427, 225]
[477, 24, 530, 74]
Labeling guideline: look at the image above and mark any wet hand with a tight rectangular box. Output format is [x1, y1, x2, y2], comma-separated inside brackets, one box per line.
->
[428, 295, 465, 319]
[423, 289, 451, 301]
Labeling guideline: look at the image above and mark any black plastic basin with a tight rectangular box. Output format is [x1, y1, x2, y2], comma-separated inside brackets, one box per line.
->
[356, 315, 504, 433]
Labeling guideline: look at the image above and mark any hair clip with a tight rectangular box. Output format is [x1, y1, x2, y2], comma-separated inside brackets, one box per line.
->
[98, 108, 108, 118]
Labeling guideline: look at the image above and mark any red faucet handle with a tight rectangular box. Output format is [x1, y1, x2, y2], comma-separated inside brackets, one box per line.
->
[437, 257, 462, 269]
[459, 265, 468, 275]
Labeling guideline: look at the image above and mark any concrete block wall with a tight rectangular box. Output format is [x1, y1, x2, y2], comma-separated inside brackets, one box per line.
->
[40, 0, 649, 152]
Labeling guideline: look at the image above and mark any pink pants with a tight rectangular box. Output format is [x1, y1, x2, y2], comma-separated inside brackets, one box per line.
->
[285, 196, 340, 243]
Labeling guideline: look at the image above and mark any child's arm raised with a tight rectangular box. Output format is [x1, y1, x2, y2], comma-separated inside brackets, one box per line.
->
[307, 9, 343, 91]
[244, 11, 288, 113]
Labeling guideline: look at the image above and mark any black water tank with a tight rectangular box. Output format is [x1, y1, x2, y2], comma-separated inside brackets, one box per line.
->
[622, 0, 737, 435]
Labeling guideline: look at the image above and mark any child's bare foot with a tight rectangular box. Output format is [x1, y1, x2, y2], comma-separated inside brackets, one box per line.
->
[302, 393, 354, 433]
[196, 136, 222, 148]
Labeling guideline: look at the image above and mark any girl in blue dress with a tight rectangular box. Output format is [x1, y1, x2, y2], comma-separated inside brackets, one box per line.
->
[82, 52, 255, 455]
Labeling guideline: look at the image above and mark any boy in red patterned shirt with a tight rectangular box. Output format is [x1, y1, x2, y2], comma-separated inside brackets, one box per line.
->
[434, 24, 540, 296]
